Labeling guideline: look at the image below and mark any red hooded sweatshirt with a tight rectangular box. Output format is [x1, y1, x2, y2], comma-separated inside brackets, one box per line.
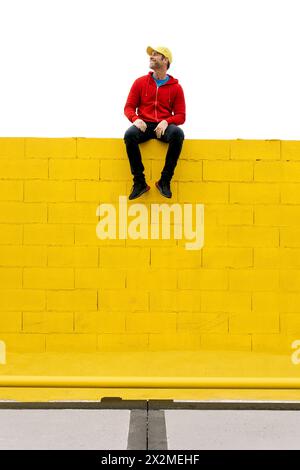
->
[124, 71, 186, 126]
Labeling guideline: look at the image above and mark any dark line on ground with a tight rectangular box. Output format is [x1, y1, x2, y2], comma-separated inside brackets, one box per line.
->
[0, 399, 300, 410]
[147, 409, 168, 450]
[127, 409, 147, 450]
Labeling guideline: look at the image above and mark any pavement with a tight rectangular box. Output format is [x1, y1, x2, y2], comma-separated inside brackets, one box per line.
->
[0, 403, 300, 450]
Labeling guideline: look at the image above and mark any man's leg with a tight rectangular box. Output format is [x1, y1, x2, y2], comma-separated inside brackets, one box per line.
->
[156, 124, 185, 198]
[124, 124, 152, 184]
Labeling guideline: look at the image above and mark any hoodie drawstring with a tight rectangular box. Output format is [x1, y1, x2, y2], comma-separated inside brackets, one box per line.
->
[146, 75, 150, 97]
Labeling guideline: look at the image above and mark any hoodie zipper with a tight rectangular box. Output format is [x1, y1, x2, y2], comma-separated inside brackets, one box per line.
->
[155, 86, 158, 122]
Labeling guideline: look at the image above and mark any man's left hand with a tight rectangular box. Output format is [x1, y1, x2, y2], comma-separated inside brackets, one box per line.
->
[154, 120, 168, 138]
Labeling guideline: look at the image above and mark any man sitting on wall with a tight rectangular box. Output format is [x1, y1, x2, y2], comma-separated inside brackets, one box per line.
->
[124, 45, 186, 200]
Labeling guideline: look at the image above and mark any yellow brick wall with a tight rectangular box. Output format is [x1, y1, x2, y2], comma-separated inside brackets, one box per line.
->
[0, 137, 299, 355]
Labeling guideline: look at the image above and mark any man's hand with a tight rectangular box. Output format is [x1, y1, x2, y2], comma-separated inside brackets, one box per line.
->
[154, 120, 168, 138]
[133, 119, 147, 132]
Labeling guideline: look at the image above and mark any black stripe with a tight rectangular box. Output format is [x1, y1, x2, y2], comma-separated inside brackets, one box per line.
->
[147, 409, 168, 450]
[1, 400, 300, 410]
[127, 410, 147, 450]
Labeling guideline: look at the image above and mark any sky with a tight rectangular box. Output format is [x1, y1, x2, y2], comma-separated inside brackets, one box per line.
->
[0, 0, 299, 139]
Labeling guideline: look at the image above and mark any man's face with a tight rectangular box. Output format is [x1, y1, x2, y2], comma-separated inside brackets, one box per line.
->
[149, 50, 168, 70]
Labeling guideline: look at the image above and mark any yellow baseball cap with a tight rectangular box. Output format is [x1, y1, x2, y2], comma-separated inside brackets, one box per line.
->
[146, 45, 173, 64]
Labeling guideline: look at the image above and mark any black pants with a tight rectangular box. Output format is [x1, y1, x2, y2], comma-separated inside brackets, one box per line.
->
[124, 121, 184, 184]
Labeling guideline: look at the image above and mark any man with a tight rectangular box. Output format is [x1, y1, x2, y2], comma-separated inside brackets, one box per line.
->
[124, 46, 186, 200]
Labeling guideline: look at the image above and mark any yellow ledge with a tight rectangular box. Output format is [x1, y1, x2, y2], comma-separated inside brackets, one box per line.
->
[1, 351, 300, 401]
[1, 376, 300, 389]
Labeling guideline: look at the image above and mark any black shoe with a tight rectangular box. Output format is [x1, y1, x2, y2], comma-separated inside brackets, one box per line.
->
[155, 179, 172, 198]
[129, 181, 150, 200]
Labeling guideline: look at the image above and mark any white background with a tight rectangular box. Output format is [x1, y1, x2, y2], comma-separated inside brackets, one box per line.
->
[0, 0, 299, 139]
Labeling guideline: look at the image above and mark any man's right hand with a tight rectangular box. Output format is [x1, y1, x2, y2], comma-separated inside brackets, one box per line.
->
[133, 119, 147, 132]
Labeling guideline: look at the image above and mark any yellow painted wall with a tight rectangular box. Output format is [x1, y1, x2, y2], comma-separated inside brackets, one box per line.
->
[0, 137, 300, 356]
